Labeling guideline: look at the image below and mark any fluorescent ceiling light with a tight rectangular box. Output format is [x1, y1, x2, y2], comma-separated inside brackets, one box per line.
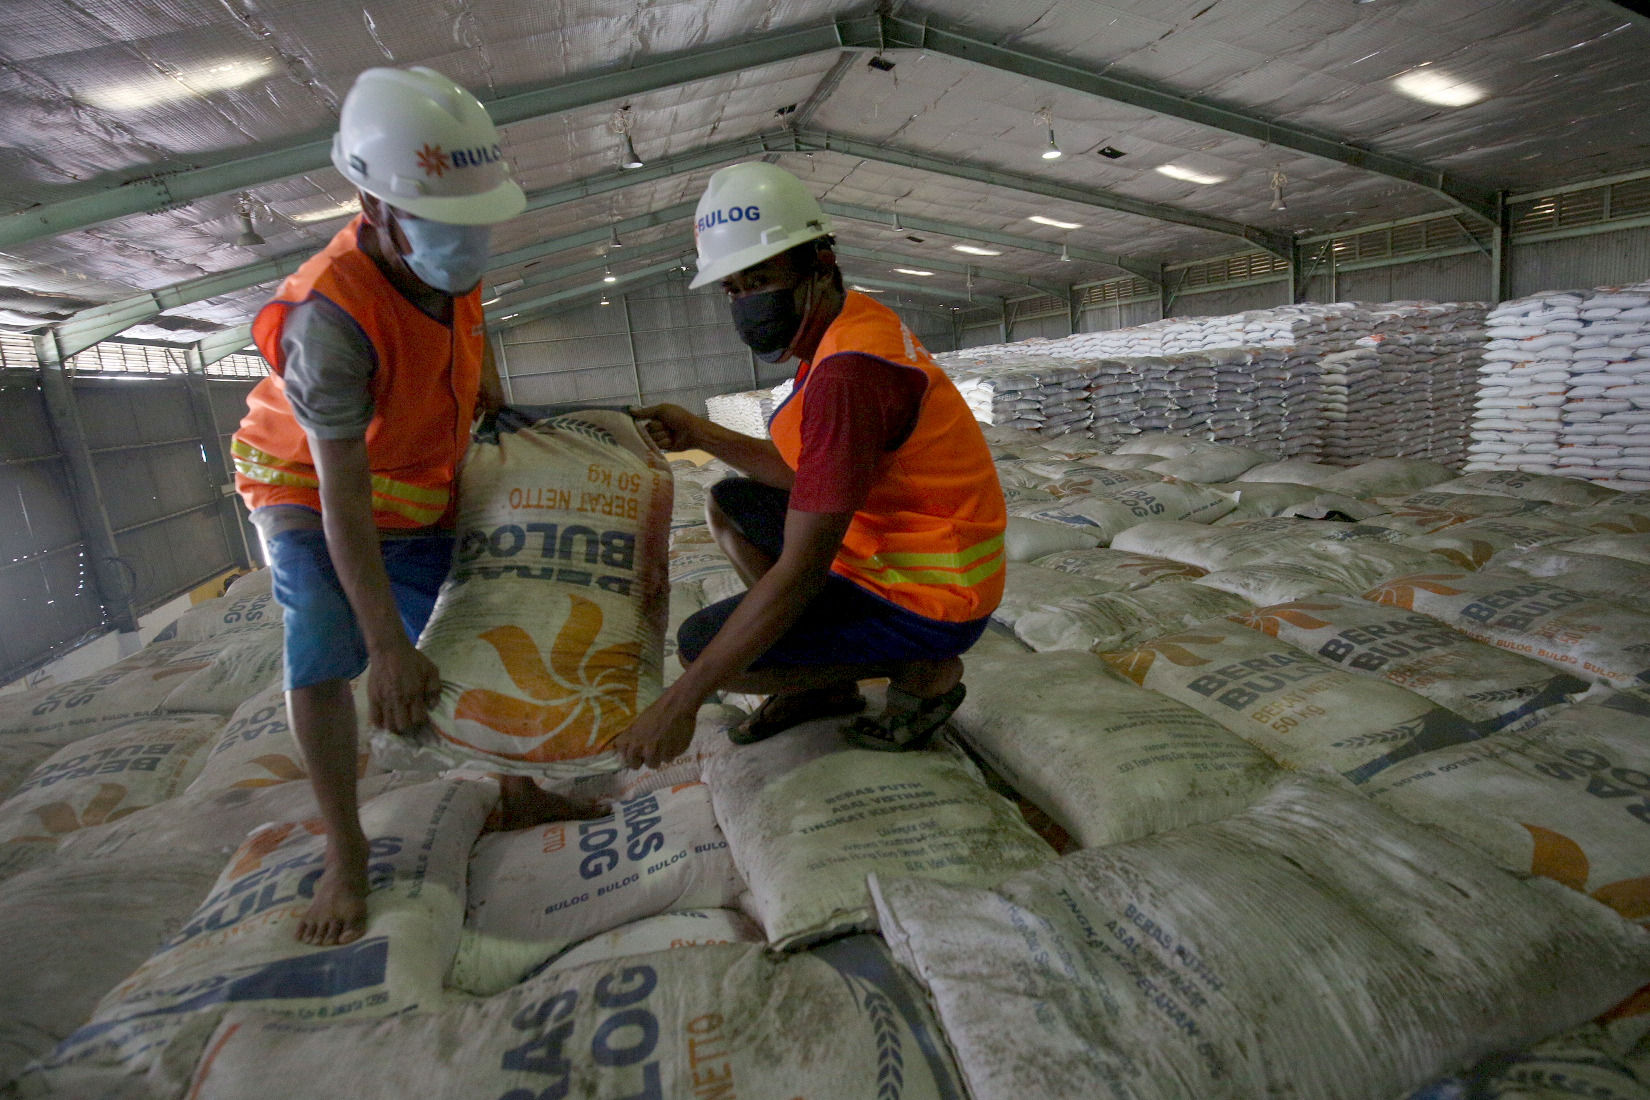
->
[85, 58, 275, 111]
[952, 245, 1001, 256]
[848, 285, 885, 294]
[1392, 67, 1487, 108]
[288, 201, 358, 224]
[1028, 215, 1082, 230]
[1155, 164, 1226, 186]
[893, 267, 934, 276]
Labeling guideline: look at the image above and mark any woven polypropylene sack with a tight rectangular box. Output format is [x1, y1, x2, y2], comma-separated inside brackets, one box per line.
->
[869, 773, 1650, 1100]
[185, 936, 968, 1100]
[408, 410, 672, 779]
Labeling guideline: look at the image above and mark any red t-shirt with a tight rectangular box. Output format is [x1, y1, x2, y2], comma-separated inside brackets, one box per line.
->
[787, 351, 929, 514]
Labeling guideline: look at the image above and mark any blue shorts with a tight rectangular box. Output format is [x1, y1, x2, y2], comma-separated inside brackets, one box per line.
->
[264, 528, 455, 692]
[677, 478, 988, 669]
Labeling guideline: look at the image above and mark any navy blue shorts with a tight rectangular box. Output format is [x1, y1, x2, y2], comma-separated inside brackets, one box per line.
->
[677, 478, 988, 669]
[264, 528, 455, 691]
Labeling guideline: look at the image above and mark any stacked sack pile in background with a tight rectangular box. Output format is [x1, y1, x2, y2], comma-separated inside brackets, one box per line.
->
[1467, 281, 1650, 487]
[702, 378, 792, 439]
[1317, 301, 1486, 467]
[5, 415, 1650, 1098]
[942, 353, 1098, 435]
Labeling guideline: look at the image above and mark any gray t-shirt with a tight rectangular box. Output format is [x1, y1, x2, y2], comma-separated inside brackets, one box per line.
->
[280, 296, 378, 439]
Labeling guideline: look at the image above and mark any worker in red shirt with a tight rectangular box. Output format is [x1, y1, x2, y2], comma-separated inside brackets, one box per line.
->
[614, 162, 1007, 769]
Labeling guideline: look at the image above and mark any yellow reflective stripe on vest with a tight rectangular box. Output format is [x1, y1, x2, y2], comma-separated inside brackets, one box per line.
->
[838, 533, 1004, 588]
[232, 439, 449, 525]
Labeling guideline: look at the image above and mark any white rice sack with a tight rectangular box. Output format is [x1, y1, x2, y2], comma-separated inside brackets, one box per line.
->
[701, 714, 1054, 950]
[17, 778, 493, 1098]
[1235, 458, 1346, 487]
[159, 629, 285, 714]
[1014, 584, 1251, 653]
[1145, 445, 1268, 484]
[992, 563, 1123, 629]
[1362, 569, 1650, 690]
[1362, 490, 1540, 536]
[1228, 595, 1589, 731]
[544, 908, 765, 973]
[186, 935, 967, 1100]
[0, 712, 222, 880]
[1002, 515, 1103, 561]
[1403, 514, 1591, 570]
[1428, 470, 1618, 507]
[409, 410, 673, 779]
[1364, 698, 1650, 924]
[184, 682, 384, 796]
[1493, 545, 1650, 612]
[1194, 559, 1400, 606]
[1029, 547, 1207, 587]
[0, 639, 219, 799]
[449, 782, 745, 995]
[1407, 1021, 1650, 1100]
[151, 584, 282, 643]
[1558, 532, 1650, 565]
[1217, 482, 1379, 521]
[869, 773, 1650, 1100]
[1318, 458, 1457, 497]
[952, 648, 1280, 848]
[1099, 624, 1481, 784]
[1114, 432, 1201, 457]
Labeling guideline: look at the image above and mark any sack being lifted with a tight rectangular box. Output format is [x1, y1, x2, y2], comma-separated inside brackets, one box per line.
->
[386, 410, 673, 781]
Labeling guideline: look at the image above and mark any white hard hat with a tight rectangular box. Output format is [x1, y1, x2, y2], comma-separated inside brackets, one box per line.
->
[331, 66, 526, 226]
[689, 162, 833, 289]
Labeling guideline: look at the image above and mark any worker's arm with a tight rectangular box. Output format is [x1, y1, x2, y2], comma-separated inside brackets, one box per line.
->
[310, 435, 442, 733]
[611, 506, 851, 768]
[630, 403, 795, 490]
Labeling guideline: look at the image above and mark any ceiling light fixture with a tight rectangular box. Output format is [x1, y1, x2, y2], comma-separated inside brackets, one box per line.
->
[1059, 242, 1071, 262]
[599, 294, 611, 306]
[608, 224, 624, 249]
[1155, 164, 1227, 186]
[233, 195, 265, 248]
[1029, 215, 1082, 230]
[1392, 66, 1487, 107]
[612, 106, 645, 169]
[87, 57, 274, 111]
[288, 200, 358, 224]
[1034, 107, 1062, 161]
[493, 278, 525, 295]
[603, 261, 617, 284]
[892, 212, 905, 232]
[849, 284, 885, 294]
[953, 244, 1001, 256]
[894, 267, 934, 277]
[1269, 169, 1288, 212]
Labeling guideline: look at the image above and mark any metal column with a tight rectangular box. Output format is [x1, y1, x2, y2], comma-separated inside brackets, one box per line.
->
[1489, 191, 1513, 304]
[619, 293, 645, 403]
[183, 346, 256, 571]
[31, 333, 141, 636]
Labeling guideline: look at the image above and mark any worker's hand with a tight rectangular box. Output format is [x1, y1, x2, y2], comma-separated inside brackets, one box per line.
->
[367, 639, 444, 734]
[628, 403, 700, 453]
[611, 694, 699, 770]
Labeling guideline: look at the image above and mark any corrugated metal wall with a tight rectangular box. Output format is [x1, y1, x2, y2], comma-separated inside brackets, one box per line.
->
[1511, 225, 1650, 297]
[2, 374, 254, 683]
[1168, 281, 1290, 318]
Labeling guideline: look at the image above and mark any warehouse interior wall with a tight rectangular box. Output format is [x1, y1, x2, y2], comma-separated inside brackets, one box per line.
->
[0, 373, 256, 685]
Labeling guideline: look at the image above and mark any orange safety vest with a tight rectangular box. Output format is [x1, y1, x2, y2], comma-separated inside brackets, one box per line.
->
[232, 216, 482, 529]
[768, 291, 1006, 622]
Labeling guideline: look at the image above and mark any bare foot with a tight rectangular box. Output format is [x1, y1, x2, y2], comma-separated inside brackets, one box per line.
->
[296, 861, 369, 946]
[488, 774, 608, 832]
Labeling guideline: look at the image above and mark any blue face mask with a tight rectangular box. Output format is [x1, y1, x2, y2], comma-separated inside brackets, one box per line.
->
[392, 212, 491, 295]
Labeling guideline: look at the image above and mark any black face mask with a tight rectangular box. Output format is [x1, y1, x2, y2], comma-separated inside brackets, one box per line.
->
[730, 285, 804, 363]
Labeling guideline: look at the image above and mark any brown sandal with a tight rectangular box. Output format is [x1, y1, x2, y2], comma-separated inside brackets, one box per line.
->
[728, 682, 867, 745]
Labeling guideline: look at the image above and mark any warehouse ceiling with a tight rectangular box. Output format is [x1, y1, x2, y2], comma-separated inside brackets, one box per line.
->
[2, 0, 1647, 349]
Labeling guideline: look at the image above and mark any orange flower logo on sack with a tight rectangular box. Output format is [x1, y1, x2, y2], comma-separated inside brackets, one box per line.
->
[9, 783, 138, 843]
[1122, 559, 1206, 580]
[1099, 633, 1221, 685]
[450, 594, 641, 761]
[1231, 601, 1337, 637]
[1428, 541, 1496, 570]
[1589, 513, 1650, 534]
[1524, 823, 1648, 922]
[1363, 573, 1466, 610]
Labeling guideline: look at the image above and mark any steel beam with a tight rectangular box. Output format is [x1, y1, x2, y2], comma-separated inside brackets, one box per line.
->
[824, 201, 1157, 282]
[31, 333, 141, 634]
[837, 245, 1069, 300]
[788, 129, 1290, 258]
[501, 259, 687, 327]
[0, 15, 879, 250]
[196, 325, 255, 367]
[182, 346, 256, 569]
[489, 233, 692, 314]
[1489, 191, 1513, 304]
[871, 10, 1502, 224]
